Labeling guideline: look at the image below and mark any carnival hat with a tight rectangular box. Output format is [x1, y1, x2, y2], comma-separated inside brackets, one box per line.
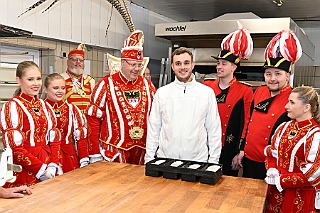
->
[212, 21, 253, 66]
[121, 30, 144, 61]
[68, 43, 86, 58]
[107, 30, 149, 75]
[263, 30, 302, 73]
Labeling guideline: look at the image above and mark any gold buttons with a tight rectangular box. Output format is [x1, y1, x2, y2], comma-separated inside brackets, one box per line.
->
[268, 126, 271, 129]
[265, 138, 268, 141]
[228, 105, 231, 108]
[226, 115, 229, 118]
[271, 113, 275, 117]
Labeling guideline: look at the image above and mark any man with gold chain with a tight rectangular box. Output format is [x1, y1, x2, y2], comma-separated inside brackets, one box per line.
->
[60, 43, 95, 114]
[86, 30, 156, 165]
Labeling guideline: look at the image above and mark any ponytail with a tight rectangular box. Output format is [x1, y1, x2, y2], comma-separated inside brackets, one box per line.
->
[13, 86, 22, 97]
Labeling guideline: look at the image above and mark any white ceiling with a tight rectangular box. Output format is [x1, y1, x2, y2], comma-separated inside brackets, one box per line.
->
[131, 0, 320, 28]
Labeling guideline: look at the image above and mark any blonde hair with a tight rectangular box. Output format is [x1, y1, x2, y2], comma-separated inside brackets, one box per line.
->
[292, 86, 320, 124]
[41, 73, 65, 99]
[13, 61, 40, 96]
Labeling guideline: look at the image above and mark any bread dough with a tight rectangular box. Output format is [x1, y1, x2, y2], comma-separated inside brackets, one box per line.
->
[170, 161, 183, 167]
[206, 165, 220, 172]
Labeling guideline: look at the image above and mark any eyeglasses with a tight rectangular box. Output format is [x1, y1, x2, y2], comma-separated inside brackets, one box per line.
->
[69, 58, 84, 63]
[124, 60, 143, 68]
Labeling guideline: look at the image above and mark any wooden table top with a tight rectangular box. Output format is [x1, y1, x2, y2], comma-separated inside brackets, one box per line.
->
[0, 162, 268, 213]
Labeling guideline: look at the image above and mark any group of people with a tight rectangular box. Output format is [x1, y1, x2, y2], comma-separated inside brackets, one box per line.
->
[0, 27, 319, 213]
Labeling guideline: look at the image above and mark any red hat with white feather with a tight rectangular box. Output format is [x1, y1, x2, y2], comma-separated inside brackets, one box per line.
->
[212, 21, 253, 67]
[263, 30, 302, 73]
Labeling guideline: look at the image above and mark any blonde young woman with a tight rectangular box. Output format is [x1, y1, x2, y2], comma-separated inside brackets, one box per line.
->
[43, 73, 89, 173]
[0, 61, 61, 187]
[264, 86, 320, 213]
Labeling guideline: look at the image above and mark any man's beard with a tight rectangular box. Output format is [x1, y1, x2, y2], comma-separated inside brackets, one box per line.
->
[69, 68, 84, 76]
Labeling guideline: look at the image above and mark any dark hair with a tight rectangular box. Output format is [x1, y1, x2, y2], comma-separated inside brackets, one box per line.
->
[292, 86, 320, 124]
[13, 61, 40, 96]
[41, 73, 65, 99]
[171, 47, 193, 63]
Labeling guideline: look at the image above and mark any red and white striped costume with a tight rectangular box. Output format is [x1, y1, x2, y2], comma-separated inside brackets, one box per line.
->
[86, 72, 156, 165]
[45, 99, 89, 173]
[60, 70, 95, 114]
[0, 93, 61, 187]
[264, 118, 320, 213]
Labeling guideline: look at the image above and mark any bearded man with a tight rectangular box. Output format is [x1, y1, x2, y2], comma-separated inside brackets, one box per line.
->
[60, 44, 95, 114]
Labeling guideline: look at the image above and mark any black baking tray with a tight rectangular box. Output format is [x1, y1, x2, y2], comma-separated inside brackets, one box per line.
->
[145, 158, 223, 185]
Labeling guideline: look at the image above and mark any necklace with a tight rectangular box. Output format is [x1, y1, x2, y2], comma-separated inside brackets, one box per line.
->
[67, 71, 86, 97]
[114, 82, 147, 140]
[288, 119, 313, 139]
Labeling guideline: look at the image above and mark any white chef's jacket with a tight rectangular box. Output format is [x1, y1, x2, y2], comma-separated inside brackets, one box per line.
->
[145, 74, 222, 164]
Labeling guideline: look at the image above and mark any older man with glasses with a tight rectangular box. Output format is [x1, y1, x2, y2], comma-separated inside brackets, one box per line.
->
[60, 43, 95, 114]
[85, 30, 157, 165]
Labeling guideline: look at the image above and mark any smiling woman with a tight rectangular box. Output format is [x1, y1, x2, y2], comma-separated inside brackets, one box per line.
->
[0, 61, 61, 187]
[43, 73, 90, 173]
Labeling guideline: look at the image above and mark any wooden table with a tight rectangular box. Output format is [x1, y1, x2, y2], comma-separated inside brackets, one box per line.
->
[0, 162, 268, 213]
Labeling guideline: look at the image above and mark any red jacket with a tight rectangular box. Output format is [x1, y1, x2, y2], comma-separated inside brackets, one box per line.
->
[244, 84, 291, 162]
[203, 77, 252, 150]
[86, 72, 156, 158]
[0, 93, 61, 187]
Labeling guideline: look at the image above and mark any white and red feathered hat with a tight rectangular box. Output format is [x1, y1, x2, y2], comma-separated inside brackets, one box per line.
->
[263, 30, 302, 72]
[212, 21, 253, 65]
[121, 30, 144, 61]
[68, 43, 86, 58]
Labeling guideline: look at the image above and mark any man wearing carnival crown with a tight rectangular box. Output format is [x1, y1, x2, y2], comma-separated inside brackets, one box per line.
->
[85, 30, 156, 165]
[60, 43, 95, 114]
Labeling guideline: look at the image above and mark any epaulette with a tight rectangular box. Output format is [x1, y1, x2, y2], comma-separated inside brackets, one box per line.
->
[203, 77, 217, 81]
[239, 81, 252, 87]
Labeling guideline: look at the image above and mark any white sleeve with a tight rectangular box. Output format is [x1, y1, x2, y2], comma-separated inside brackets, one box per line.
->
[206, 90, 222, 164]
[145, 91, 162, 164]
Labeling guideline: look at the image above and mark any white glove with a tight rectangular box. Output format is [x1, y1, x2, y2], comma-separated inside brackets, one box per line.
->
[266, 168, 280, 178]
[89, 155, 103, 164]
[265, 176, 276, 185]
[80, 160, 89, 168]
[39, 166, 56, 182]
[57, 165, 63, 175]
[271, 148, 278, 158]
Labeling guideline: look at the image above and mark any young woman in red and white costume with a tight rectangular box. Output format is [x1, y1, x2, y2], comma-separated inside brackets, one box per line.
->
[43, 73, 89, 173]
[0, 61, 61, 187]
[264, 86, 320, 213]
